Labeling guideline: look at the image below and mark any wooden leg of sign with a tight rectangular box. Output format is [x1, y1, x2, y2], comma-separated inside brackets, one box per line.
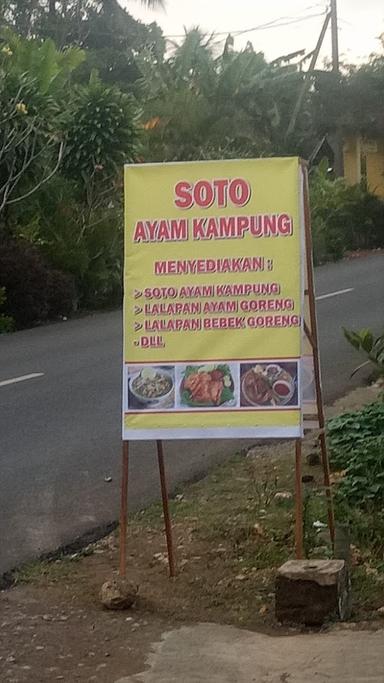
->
[302, 164, 336, 551]
[318, 431, 336, 548]
[295, 439, 304, 560]
[307, 326, 336, 549]
[156, 440, 176, 578]
[119, 440, 129, 578]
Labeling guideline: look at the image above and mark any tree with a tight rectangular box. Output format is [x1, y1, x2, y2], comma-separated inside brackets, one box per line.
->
[0, 32, 84, 218]
[76, 3, 165, 88]
[137, 28, 311, 162]
[0, 1, 164, 44]
[311, 37, 384, 143]
[0, 1, 166, 92]
[63, 71, 140, 212]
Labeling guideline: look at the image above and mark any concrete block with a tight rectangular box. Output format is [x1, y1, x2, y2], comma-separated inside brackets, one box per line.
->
[276, 559, 351, 625]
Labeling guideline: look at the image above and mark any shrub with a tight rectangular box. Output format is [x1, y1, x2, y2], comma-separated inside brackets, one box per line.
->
[327, 402, 384, 469]
[343, 327, 384, 377]
[0, 286, 15, 333]
[328, 403, 384, 552]
[310, 160, 384, 264]
[0, 239, 74, 328]
[76, 208, 124, 308]
[9, 173, 124, 311]
[334, 436, 384, 509]
[0, 239, 49, 326]
[46, 269, 76, 318]
[63, 73, 140, 187]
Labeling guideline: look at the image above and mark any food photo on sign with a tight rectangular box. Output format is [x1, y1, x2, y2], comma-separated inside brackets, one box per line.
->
[127, 365, 175, 411]
[240, 362, 299, 408]
[178, 363, 237, 409]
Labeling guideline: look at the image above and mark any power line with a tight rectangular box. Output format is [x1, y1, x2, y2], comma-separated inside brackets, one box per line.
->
[232, 12, 328, 38]
[163, 10, 327, 41]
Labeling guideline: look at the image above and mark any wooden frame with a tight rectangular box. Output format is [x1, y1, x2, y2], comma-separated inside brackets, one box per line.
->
[294, 163, 335, 559]
[118, 161, 335, 575]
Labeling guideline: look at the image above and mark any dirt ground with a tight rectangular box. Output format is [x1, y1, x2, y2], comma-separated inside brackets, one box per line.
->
[0, 384, 383, 683]
[0, 580, 170, 682]
[0, 449, 300, 682]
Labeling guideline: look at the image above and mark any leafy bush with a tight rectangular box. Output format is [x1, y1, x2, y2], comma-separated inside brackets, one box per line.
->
[63, 73, 140, 186]
[46, 269, 76, 318]
[0, 36, 140, 325]
[76, 208, 124, 308]
[0, 239, 50, 326]
[9, 172, 124, 310]
[0, 239, 74, 327]
[346, 190, 384, 252]
[343, 327, 384, 377]
[310, 160, 384, 264]
[0, 312, 14, 333]
[0, 286, 15, 333]
[327, 402, 384, 469]
[334, 436, 384, 509]
[328, 403, 384, 552]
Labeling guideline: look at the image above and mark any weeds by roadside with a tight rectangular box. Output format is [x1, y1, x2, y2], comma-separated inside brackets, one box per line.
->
[327, 401, 384, 562]
[2, 392, 384, 642]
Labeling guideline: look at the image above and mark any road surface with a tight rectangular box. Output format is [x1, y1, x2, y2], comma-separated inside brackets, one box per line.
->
[0, 252, 383, 575]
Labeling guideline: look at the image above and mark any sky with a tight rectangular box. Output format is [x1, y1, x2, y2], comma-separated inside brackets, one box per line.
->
[126, 0, 384, 64]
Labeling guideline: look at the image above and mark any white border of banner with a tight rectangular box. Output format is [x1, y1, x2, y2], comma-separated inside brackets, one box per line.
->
[122, 158, 305, 442]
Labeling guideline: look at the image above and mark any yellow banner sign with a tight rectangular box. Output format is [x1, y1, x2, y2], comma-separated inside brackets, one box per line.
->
[123, 158, 304, 439]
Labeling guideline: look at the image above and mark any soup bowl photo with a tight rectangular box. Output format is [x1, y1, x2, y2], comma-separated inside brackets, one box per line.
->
[129, 367, 174, 405]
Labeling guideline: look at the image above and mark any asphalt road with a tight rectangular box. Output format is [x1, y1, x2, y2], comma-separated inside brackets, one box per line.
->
[0, 252, 383, 575]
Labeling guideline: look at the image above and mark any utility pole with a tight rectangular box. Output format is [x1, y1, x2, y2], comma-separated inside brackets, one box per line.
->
[330, 0, 344, 176]
[286, 12, 331, 140]
[330, 0, 340, 72]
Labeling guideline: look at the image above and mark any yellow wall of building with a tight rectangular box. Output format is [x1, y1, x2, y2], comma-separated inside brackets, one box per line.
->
[343, 136, 361, 186]
[365, 140, 384, 198]
[343, 135, 384, 198]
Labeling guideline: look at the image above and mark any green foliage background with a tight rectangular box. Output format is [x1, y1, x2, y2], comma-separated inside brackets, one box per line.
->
[0, 1, 383, 328]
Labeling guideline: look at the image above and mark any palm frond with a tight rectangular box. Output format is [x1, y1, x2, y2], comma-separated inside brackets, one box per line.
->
[138, 0, 165, 9]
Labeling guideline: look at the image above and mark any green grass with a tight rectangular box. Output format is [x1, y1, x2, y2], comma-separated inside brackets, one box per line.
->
[133, 448, 323, 575]
[13, 556, 79, 584]
[352, 566, 384, 616]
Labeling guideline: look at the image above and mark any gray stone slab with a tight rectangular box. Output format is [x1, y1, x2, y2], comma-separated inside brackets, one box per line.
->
[275, 559, 350, 624]
[277, 559, 345, 586]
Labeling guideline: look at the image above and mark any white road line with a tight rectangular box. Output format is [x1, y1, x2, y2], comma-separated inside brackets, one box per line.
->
[316, 287, 354, 301]
[0, 372, 44, 387]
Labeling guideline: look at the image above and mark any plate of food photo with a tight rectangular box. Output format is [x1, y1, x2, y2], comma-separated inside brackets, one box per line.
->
[241, 363, 297, 408]
[180, 364, 235, 408]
